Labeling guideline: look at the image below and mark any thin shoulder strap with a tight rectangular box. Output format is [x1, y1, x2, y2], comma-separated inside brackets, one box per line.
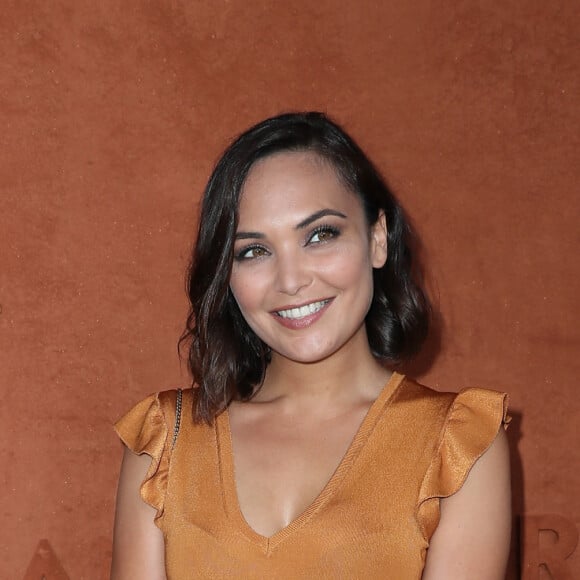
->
[171, 388, 183, 449]
[157, 389, 184, 451]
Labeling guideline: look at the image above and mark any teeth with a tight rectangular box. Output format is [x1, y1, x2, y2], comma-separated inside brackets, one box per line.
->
[277, 300, 328, 319]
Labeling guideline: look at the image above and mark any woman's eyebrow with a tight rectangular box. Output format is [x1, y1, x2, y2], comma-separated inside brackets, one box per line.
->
[235, 231, 264, 240]
[234, 209, 347, 240]
[296, 209, 347, 229]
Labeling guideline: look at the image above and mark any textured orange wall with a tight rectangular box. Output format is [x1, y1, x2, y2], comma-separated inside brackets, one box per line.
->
[1, 2, 578, 578]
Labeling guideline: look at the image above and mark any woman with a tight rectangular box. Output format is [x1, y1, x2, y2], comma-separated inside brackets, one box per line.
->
[112, 112, 511, 579]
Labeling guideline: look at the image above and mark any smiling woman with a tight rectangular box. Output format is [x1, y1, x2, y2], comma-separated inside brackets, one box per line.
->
[229, 151, 387, 366]
[111, 112, 511, 579]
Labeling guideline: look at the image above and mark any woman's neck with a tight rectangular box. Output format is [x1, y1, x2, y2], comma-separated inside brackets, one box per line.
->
[254, 336, 392, 408]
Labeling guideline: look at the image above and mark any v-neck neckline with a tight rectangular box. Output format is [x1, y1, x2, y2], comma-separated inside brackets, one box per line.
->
[215, 371, 406, 552]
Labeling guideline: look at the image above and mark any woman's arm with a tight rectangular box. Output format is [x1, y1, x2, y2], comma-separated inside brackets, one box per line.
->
[111, 446, 166, 580]
[422, 428, 511, 580]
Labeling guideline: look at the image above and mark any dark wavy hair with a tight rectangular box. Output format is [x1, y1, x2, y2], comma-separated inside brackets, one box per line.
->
[179, 112, 430, 423]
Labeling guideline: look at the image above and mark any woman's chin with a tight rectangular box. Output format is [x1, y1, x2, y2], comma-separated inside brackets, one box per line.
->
[271, 343, 340, 366]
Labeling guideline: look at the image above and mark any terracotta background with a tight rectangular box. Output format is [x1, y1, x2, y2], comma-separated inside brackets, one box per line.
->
[1, 1, 578, 578]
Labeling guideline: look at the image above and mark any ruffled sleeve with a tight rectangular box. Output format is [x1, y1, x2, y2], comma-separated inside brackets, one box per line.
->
[114, 393, 170, 521]
[417, 387, 510, 542]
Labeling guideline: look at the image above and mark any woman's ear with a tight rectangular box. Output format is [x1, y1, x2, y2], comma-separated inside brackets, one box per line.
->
[370, 210, 388, 268]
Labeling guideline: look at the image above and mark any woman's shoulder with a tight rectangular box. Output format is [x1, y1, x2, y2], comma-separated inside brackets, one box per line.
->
[396, 375, 509, 426]
[404, 375, 510, 542]
[114, 387, 200, 451]
[112, 387, 200, 520]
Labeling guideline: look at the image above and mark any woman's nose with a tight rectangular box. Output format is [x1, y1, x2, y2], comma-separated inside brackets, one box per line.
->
[274, 250, 313, 296]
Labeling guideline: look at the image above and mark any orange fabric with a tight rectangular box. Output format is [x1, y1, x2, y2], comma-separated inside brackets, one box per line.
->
[115, 373, 509, 579]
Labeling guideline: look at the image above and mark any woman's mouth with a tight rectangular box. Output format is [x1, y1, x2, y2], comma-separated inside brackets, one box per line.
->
[275, 299, 330, 319]
[272, 299, 332, 329]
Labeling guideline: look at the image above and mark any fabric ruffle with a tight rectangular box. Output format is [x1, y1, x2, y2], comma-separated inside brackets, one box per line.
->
[417, 387, 510, 542]
[114, 393, 169, 521]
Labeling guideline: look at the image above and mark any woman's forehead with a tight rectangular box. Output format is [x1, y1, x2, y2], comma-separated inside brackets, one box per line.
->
[242, 150, 333, 187]
[238, 151, 359, 217]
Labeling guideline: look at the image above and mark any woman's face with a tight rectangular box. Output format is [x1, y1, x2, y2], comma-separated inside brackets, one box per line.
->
[229, 151, 387, 365]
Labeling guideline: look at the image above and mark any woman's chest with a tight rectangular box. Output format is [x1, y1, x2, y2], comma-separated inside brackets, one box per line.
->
[228, 405, 371, 538]
[161, 396, 436, 561]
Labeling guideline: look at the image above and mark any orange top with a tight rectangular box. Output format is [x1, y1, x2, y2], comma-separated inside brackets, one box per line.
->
[114, 372, 509, 579]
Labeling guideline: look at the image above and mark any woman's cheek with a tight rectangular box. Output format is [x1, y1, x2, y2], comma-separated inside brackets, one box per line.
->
[317, 241, 372, 281]
[230, 265, 272, 310]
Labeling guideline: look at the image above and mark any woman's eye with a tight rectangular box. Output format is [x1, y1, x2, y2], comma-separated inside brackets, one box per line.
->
[235, 245, 268, 261]
[309, 226, 340, 244]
